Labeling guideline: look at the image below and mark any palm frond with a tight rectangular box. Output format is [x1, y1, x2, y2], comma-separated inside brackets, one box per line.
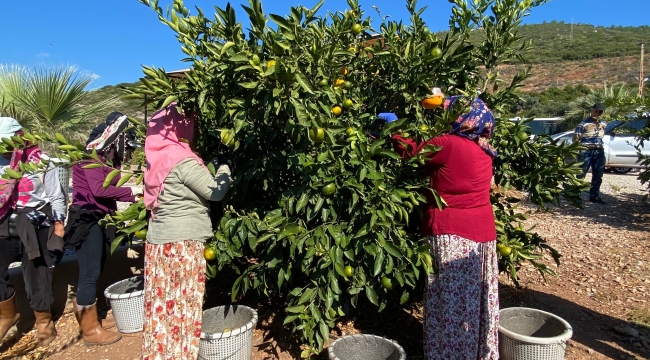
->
[562, 83, 640, 130]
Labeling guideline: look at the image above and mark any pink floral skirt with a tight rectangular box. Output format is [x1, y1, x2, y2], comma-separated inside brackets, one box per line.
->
[142, 241, 206, 360]
[424, 235, 499, 360]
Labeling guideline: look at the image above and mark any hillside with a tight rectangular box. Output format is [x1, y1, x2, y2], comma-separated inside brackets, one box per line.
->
[500, 22, 650, 64]
[85, 82, 145, 123]
[84, 23, 649, 123]
[475, 22, 648, 91]
[500, 55, 643, 92]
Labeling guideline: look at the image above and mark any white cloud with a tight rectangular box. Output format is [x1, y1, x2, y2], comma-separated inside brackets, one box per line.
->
[36, 52, 50, 58]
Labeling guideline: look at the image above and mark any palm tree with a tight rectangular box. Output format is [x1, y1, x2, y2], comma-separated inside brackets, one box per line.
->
[562, 83, 639, 131]
[0, 65, 118, 136]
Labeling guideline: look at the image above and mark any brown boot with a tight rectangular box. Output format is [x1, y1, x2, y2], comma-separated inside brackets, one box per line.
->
[74, 301, 121, 346]
[0, 293, 20, 341]
[34, 309, 57, 347]
[73, 300, 115, 330]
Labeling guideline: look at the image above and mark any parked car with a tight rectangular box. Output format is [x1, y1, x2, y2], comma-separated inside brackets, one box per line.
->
[551, 118, 650, 174]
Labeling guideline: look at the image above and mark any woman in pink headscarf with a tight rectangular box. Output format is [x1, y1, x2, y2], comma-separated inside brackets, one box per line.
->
[141, 104, 232, 360]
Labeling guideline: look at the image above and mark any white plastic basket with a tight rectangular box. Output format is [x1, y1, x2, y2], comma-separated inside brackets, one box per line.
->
[328, 334, 407, 360]
[47, 157, 71, 203]
[199, 305, 258, 360]
[498, 307, 573, 360]
[104, 276, 144, 333]
[57, 165, 70, 203]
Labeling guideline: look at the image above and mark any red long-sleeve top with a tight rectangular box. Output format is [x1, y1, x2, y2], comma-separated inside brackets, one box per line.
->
[394, 134, 496, 242]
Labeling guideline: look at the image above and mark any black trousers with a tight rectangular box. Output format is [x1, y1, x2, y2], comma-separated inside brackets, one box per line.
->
[75, 223, 109, 306]
[0, 214, 53, 311]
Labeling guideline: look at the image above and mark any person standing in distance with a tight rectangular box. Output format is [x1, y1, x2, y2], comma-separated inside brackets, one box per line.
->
[573, 103, 607, 204]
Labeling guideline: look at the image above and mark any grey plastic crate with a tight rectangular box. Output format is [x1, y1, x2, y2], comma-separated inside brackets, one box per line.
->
[199, 305, 258, 360]
[499, 307, 573, 360]
[104, 276, 144, 333]
[328, 334, 406, 360]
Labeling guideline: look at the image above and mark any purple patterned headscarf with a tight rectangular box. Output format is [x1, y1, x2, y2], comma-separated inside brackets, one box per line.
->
[443, 96, 497, 158]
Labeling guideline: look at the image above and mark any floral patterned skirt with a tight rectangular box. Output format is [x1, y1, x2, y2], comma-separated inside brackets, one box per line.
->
[142, 241, 206, 360]
[423, 235, 499, 360]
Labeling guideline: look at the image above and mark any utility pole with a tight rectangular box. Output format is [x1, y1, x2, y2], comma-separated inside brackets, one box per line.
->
[570, 18, 573, 41]
[640, 42, 645, 97]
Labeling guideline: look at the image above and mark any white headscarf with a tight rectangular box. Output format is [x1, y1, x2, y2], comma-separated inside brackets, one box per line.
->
[0, 117, 23, 139]
[86, 114, 129, 151]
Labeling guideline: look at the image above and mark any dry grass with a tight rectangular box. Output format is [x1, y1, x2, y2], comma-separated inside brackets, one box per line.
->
[0, 332, 47, 360]
[629, 307, 650, 329]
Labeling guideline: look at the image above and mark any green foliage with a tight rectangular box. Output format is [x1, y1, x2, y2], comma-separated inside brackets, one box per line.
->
[509, 85, 591, 119]
[123, 0, 589, 355]
[492, 120, 586, 207]
[104, 199, 148, 253]
[0, 131, 91, 177]
[528, 85, 591, 103]
[129, 147, 146, 166]
[524, 101, 572, 119]
[533, 84, 593, 104]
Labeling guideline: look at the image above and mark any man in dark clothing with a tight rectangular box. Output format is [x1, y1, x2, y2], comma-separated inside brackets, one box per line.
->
[573, 103, 607, 204]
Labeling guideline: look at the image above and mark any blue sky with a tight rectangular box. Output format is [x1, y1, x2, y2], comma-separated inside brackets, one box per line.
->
[1, 0, 647, 88]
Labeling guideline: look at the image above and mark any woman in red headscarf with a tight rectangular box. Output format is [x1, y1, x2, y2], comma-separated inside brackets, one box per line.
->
[141, 104, 232, 359]
[392, 96, 499, 360]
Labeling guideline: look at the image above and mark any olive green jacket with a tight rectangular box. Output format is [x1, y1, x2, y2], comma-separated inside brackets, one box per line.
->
[147, 158, 231, 244]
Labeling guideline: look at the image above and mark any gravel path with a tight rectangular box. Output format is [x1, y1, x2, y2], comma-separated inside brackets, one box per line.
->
[592, 170, 648, 199]
[509, 171, 650, 360]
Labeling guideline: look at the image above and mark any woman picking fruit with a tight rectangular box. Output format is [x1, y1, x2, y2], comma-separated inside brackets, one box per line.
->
[0, 117, 67, 346]
[392, 95, 499, 360]
[65, 112, 138, 345]
[142, 103, 232, 359]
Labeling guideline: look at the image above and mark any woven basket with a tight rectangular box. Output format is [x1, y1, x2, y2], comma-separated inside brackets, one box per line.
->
[104, 276, 144, 333]
[199, 305, 258, 360]
[328, 334, 407, 360]
[498, 307, 573, 360]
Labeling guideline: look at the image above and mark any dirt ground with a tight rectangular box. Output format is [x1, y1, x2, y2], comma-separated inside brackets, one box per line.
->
[1, 172, 649, 360]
